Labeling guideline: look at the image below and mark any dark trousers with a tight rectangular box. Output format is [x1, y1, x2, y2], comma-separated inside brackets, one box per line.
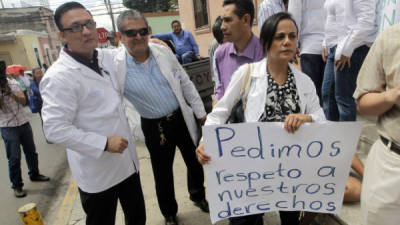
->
[229, 214, 264, 225]
[280, 211, 300, 225]
[78, 173, 146, 225]
[300, 53, 325, 106]
[141, 109, 205, 217]
[0, 122, 39, 189]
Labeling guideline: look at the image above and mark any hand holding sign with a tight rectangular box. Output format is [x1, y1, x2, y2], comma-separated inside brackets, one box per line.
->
[196, 141, 211, 165]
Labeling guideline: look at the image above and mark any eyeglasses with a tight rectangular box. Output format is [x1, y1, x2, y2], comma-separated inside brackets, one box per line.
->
[122, 28, 149, 37]
[62, 20, 96, 32]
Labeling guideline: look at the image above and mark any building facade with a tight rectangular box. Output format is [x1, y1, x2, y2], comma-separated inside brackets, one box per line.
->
[0, 6, 61, 66]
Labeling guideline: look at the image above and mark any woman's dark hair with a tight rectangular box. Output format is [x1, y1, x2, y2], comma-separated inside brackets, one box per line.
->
[212, 16, 224, 44]
[223, 0, 255, 26]
[54, 2, 86, 31]
[260, 12, 298, 52]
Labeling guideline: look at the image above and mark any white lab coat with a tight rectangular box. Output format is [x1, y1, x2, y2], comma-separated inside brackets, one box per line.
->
[114, 43, 206, 144]
[40, 49, 139, 193]
[205, 58, 325, 126]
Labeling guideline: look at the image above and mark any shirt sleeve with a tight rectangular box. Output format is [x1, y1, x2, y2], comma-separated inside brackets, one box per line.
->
[353, 29, 385, 100]
[152, 32, 173, 41]
[335, 0, 377, 60]
[258, 2, 274, 31]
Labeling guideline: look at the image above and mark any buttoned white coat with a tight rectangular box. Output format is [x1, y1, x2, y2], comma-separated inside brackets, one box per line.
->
[40, 49, 139, 193]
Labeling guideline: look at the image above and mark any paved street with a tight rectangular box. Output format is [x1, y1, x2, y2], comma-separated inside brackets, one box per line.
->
[0, 108, 69, 225]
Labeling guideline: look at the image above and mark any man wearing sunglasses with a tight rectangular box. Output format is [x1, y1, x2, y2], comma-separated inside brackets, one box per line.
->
[152, 20, 201, 64]
[39, 2, 145, 225]
[115, 9, 208, 225]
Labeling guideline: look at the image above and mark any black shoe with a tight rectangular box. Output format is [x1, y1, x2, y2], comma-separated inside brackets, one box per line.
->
[30, 174, 50, 182]
[193, 199, 209, 213]
[165, 215, 178, 225]
[14, 187, 27, 198]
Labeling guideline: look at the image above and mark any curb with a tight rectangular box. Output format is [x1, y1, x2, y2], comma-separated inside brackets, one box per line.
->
[53, 179, 78, 225]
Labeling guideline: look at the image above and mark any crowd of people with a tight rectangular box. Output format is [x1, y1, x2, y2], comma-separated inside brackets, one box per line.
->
[1, 0, 399, 225]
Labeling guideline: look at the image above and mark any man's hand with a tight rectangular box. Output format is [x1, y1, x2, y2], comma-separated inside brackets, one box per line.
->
[196, 55, 201, 60]
[334, 55, 351, 71]
[106, 136, 128, 154]
[284, 114, 312, 133]
[198, 115, 207, 126]
[196, 141, 211, 165]
[322, 46, 327, 62]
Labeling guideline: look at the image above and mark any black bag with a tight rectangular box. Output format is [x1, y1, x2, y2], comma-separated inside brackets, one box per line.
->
[226, 64, 253, 124]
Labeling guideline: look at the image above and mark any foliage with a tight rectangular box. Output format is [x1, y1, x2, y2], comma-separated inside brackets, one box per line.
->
[123, 0, 179, 13]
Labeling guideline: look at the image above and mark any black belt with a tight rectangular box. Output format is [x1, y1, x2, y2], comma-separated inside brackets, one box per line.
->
[380, 136, 400, 155]
[142, 108, 181, 122]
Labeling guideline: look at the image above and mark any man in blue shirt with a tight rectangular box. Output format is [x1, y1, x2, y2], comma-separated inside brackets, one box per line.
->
[152, 20, 201, 64]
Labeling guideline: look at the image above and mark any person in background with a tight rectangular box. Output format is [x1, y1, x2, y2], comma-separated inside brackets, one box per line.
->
[29, 67, 43, 116]
[40, 2, 145, 225]
[115, 9, 208, 225]
[288, 0, 325, 105]
[148, 26, 173, 52]
[106, 31, 120, 48]
[209, 16, 224, 89]
[0, 61, 49, 198]
[197, 12, 325, 225]
[214, 0, 264, 105]
[152, 20, 201, 64]
[257, 0, 288, 31]
[354, 23, 400, 225]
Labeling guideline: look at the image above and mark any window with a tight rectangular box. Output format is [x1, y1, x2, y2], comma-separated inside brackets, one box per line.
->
[193, 0, 209, 29]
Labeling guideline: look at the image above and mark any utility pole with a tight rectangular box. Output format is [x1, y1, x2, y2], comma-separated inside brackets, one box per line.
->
[0, 0, 5, 9]
[104, 0, 116, 32]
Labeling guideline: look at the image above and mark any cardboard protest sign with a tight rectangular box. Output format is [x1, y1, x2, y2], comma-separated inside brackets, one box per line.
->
[203, 122, 363, 224]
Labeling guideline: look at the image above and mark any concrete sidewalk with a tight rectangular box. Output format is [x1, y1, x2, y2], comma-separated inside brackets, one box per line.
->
[63, 141, 281, 225]
[61, 115, 377, 225]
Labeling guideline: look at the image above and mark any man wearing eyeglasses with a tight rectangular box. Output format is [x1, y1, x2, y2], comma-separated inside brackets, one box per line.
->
[115, 9, 208, 225]
[39, 2, 145, 225]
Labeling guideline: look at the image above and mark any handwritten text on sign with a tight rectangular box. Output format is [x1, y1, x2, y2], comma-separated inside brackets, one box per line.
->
[202, 122, 363, 224]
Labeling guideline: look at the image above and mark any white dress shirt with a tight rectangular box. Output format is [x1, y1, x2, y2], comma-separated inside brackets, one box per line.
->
[324, 0, 378, 60]
[335, 0, 378, 61]
[288, 0, 326, 55]
[257, 0, 285, 31]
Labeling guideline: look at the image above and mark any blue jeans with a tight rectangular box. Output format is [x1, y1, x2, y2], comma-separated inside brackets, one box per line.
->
[300, 54, 325, 106]
[321, 45, 369, 121]
[1, 122, 39, 189]
[176, 51, 196, 64]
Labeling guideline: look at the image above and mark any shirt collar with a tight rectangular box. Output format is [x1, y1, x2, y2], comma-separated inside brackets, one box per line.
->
[228, 33, 260, 60]
[63, 45, 98, 66]
[125, 49, 153, 65]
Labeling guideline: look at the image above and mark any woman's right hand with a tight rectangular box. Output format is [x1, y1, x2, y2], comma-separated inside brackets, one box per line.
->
[196, 141, 211, 165]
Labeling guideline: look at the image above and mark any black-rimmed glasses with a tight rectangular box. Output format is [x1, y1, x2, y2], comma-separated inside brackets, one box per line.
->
[122, 28, 149, 37]
[62, 20, 96, 32]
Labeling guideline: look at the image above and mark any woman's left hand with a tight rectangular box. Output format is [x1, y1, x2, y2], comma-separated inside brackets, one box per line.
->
[284, 113, 312, 133]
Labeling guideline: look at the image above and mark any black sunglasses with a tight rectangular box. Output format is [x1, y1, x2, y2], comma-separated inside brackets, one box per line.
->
[123, 28, 149, 37]
[62, 20, 96, 33]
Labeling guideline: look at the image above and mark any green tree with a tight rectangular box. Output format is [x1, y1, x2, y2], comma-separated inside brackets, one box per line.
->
[123, 0, 178, 13]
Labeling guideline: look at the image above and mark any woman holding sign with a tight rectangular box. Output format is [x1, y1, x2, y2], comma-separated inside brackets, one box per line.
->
[196, 12, 325, 225]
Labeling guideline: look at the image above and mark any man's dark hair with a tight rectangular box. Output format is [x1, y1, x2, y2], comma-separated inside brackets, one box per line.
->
[223, 0, 255, 26]
[212, 16, 224, 44]
[260, 12, 298, 52]
[171, 20, 180, 27]
[54, 1, 86, 31]
[282, 0, 288, 5]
